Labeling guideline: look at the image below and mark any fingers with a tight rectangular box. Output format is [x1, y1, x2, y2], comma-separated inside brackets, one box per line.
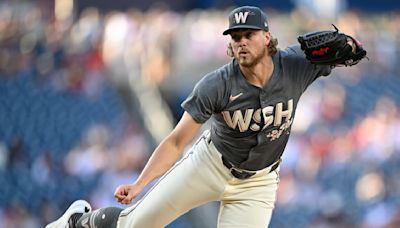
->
[113, 184, 139, 204]
[114, 194, 126, 203]
[120, 191, 135, 204]
[113, 185, 128, 202]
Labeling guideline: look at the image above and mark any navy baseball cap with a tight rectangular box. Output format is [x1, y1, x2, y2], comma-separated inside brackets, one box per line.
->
[223, 6, 269, 35]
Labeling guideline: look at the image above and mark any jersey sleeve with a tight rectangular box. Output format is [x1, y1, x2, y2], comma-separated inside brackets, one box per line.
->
[284, 44, 332, 92]
[181, 70, 228, 124]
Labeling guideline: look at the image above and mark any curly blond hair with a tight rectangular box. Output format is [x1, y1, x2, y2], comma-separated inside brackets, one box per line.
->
[227, 36, 278, 57]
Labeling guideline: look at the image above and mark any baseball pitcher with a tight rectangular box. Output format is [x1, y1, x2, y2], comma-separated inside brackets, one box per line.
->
[47, 5, 367, 228]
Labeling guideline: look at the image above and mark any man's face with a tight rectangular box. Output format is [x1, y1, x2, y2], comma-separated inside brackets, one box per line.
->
[230, 29, 270, 67]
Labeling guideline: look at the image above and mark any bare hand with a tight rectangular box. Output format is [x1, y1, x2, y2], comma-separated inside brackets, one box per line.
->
[114, 184, 142, 204]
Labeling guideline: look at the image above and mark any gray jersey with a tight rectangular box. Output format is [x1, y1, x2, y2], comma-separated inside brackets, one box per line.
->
[182, 45, 332, 171]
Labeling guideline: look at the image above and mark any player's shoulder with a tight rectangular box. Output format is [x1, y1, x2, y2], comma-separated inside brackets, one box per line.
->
[279, 44, 306, 61]
[192, 61, 235, 99]
[278, 44, 332, 77]
[277, 44, 312, 70]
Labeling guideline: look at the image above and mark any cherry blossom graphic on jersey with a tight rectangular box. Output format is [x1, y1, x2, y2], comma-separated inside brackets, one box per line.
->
[266, 118, 293, 141]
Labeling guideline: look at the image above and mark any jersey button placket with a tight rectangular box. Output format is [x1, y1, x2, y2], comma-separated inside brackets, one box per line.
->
[259, 89, 269, 107]
[259, 89, 270, 144]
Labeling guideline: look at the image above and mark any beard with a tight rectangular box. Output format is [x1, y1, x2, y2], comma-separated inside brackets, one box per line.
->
[235, 46, 267, 67]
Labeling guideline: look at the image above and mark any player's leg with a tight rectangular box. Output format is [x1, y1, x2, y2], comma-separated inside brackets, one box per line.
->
[46, 199, 123, 228]
[217, 169, 280, 228]
[117, 131, 230, 228]
[47, 131, 229, 228]
[45, 200, 92, 228]
[75, 207, 123, 228]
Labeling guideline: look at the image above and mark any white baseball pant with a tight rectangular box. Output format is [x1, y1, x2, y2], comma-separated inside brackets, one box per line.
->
[117, 130, 280, 228]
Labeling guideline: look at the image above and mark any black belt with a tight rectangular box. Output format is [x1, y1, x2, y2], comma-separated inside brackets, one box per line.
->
[206, 134, 280, 179]
[221, 156, 280, 180]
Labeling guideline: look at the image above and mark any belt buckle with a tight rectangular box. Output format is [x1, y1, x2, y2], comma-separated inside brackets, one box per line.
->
[221, 156, 256, 179]
[230, 167, 256, 179]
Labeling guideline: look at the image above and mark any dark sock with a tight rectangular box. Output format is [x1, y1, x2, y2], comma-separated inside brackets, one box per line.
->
[76, 207, 123, 228]
[68, 213, 83, 228]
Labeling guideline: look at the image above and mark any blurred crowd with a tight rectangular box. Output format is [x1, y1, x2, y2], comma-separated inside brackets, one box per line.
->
[0, 1, 400, 228]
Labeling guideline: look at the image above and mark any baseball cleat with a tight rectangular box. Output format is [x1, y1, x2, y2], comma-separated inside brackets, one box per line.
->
[46, 200, 92, 228]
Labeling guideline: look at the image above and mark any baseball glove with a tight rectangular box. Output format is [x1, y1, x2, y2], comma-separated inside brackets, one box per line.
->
[297, 25, 367, 66]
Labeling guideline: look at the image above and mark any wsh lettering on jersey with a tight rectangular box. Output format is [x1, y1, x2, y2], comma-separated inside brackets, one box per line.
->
[221, 99, 293, 136]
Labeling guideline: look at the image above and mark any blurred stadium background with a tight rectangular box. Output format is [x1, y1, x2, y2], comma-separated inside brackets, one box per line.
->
[1, 0, 400, 227]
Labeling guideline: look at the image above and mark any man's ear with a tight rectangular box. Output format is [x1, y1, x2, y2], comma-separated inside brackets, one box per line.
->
[227, 42, 234, 57]
[264, 31, 271, 46]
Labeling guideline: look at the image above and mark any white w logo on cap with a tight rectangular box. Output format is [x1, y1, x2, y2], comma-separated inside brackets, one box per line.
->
[234, 11, 249, 24]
